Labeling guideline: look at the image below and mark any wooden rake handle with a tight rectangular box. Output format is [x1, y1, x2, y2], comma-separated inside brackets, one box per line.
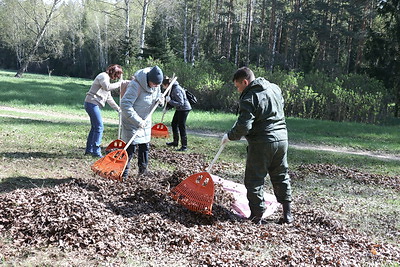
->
[118, 77, 122, 139]
[123, 76, 177, 150]
[160, 73, 175, 123]
[205, 143, 226, 173]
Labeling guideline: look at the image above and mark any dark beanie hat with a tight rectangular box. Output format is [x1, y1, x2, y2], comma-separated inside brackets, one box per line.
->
[147, 66, 163, 84]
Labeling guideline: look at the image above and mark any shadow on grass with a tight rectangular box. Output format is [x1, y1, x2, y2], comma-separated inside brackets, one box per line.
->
[0, 150, 109, 160]
[0, 151, 65, 159]
[0, 116, 117, 133]
[0, 176, 73, 193]
[0, 115, 89, 126]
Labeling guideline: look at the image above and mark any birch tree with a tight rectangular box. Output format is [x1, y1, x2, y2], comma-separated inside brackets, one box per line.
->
[190, 0, 201, 64]
[122, 0, 133, 65]
[11, 0, 64, 77]
[139, 0, 151, 55]
[183, 0, 188, 62]
[245, 0, 254, 65]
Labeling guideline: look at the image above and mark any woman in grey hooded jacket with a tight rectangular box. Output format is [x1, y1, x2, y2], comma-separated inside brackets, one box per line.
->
[120, 66, 163, 177]
[162, 77, 192, 151]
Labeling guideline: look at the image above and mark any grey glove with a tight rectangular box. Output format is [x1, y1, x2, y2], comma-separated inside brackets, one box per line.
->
[158, 95, 165, 105]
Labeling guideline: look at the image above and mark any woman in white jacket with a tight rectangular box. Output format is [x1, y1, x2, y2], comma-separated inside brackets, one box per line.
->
[84, 64, 123, 157]
[120, 66, 163, 177]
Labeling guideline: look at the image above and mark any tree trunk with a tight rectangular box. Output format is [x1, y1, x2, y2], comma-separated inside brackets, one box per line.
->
[226, 0, 234, 59]
[289, 0, 300, 69]
[215, 0, 222, 56]
[191, 0, 201, 65]
[345, 15, 354, 74]
[270, 17, 280, 71]
[258, 0, 266, 66]
[139, 0, 150, 56]
[235, 20, 243, 66]
[355, 4, 369, 73]
[183, 0, 188, 63]
[124, 0, 131, 65]
[267, 0, 276, 70]
[95, 15, 106, 70]
[245, 0, 254, 66]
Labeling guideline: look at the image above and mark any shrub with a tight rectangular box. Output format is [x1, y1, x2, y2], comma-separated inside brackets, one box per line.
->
[123, 59, 392, 123]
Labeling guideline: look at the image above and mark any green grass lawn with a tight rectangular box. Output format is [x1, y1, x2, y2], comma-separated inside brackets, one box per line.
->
[1, 68, 400, 176]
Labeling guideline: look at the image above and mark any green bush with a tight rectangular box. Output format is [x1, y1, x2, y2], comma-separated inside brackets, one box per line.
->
[123, 59, 392, 123]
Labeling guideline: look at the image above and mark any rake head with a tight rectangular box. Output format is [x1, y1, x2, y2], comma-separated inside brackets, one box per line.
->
[151, 123, 169, 138]
[105, 139, 126, 154]
[91, 149, 129, 181]
[170, 171, 215, 215]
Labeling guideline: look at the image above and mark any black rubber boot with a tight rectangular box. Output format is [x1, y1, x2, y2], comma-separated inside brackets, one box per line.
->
[248, 213, 262, 225]
[166, 142, 178, 147]
[248, 207, 265, 225]
[177, 136, 188, 151]
[278, 201, 294, 224]
[138, 167, 148, 176]
[166, 137, 179, 147]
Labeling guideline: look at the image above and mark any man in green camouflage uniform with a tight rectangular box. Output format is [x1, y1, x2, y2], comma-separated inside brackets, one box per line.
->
[221, 67, 293, 224]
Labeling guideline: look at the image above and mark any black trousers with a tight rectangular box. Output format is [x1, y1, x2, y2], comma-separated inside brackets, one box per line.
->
[171, 110, 190, 147]
[122, 143, 149, 177]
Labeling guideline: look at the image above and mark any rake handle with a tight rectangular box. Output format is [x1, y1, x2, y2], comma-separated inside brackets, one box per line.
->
[160, 74, 175, 123]
[205, 143, 226, 173]
[118, 74, 123, 139]
[118, 112, 122, 139]
[160, 109, 167, 123]
[122, 76, 177, 150]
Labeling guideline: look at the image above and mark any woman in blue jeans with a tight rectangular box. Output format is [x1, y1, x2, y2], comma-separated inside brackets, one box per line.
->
[84, 64, 123, 157]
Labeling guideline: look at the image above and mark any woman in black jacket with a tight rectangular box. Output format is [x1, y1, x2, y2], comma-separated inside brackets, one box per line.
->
[162, 77, 192, 151]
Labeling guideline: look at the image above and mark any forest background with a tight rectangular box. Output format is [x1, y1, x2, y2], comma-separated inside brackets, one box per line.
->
[0, 0, 399, 124]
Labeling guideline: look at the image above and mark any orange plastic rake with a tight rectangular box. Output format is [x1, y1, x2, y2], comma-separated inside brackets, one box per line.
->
[91, 126, 145, 181]
[151, 101, 170, 138]
[91, 77, 176, 181]
[91, 148, 129, 181]
[105, 113, 126, 154]
[170, 143, 226, 215]
[151, 122, 169, 138]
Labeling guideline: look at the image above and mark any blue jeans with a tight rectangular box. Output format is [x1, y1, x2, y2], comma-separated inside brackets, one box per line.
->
[84, 102, 104, 156]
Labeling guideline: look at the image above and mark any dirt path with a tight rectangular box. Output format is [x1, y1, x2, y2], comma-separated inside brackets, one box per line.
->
[2, 105, 400, 161]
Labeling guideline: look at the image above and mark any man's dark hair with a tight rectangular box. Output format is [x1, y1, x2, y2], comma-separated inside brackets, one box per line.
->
[232, 67, 255, 82]
[162, 76, 172, 86]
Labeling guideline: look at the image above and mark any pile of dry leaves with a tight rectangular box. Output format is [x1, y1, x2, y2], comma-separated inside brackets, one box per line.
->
[0, 149, 399, 265]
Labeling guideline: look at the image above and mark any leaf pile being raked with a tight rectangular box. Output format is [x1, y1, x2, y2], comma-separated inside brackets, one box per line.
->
[0, 148, 399, 266]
